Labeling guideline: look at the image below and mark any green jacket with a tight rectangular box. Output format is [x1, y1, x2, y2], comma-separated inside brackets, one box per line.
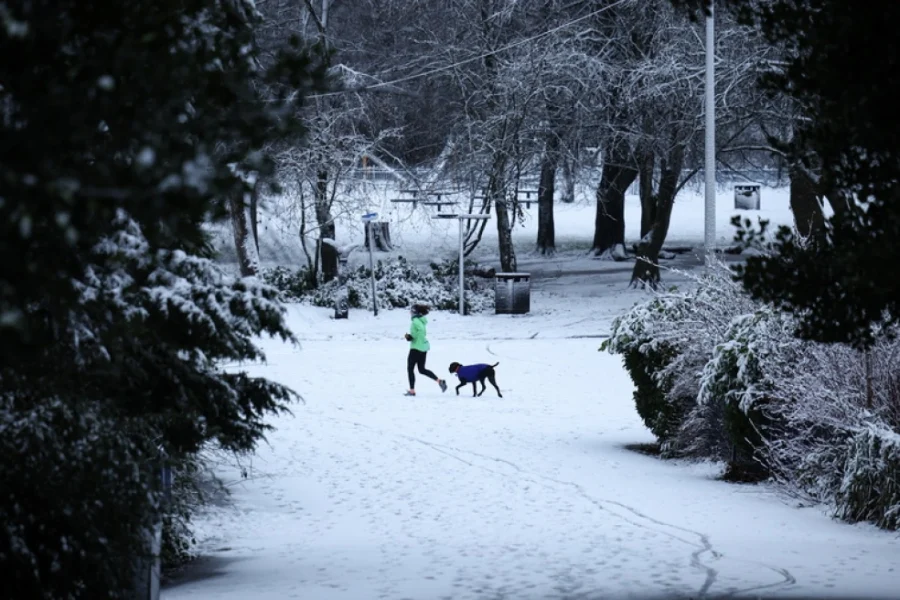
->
[409, 316, 430, 352]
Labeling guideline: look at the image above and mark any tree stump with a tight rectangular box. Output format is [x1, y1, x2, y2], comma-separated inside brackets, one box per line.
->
[364, 222, 393, 251]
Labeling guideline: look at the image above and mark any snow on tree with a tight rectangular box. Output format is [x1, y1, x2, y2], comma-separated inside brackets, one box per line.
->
[604, 258, 758, 455]
[607, 251, 900, 525]
[0, 0, 328, 596]
[583, 1, 774, 287]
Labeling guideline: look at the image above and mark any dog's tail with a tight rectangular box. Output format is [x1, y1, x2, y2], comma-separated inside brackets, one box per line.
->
[491, 362, 499, 368]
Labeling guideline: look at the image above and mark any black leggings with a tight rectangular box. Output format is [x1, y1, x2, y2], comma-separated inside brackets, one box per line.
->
[407, 349, 438, 389]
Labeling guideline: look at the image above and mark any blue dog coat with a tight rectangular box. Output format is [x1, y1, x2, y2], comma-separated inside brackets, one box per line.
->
[455, 363, 490, 381]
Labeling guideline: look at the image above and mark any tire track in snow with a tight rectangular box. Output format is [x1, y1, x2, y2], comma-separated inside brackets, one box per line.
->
[480, 340, 796, 598]
[405, 433, 720, 597]
[322, 412, 795, 598]
[405, 430, 798, 599]
[484, 340, 717, 592]
[328, 414, 716, 594]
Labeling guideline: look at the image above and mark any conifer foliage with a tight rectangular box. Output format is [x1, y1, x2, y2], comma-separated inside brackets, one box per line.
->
[672, 0, 900, 346]
[0, 1, 327, 597]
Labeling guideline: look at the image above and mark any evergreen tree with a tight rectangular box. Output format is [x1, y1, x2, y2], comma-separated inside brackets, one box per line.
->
[673, 0, 900, 347]
[0, 0, 327, 597]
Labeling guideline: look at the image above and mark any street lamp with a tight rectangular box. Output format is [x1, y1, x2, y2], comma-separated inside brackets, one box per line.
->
[432, 213, 491, 315]
[704, 0, 716, 265]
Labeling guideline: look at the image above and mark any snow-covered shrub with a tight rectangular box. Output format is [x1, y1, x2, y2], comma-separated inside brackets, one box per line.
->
[160, 450, 227, 569]
[606, 257, 900, 526]
[162, 473, 197, 569]
[1, 398, 159, 598]
[605, 298, 690, 445]
[749, 343, 859, 499]
[835, 425, 900, 530]
[428, 258, 496, 281]
[754, 332, 900, 508]
[263, 256, 496, 313]
[698, 310, 785, 414]
[604, 259, 758, 456]
[261, 265, 316, 300]
[697, 308, 799, 480]
[692, 300, 898, 490]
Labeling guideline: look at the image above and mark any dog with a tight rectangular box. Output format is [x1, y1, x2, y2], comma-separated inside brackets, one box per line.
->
[448, 362, 502, 397]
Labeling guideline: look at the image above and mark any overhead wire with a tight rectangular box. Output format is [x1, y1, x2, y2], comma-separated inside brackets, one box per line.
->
[308, 0, 633, 98]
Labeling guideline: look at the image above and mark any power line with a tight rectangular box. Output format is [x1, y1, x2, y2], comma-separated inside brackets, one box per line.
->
[308, 0, 633, 99]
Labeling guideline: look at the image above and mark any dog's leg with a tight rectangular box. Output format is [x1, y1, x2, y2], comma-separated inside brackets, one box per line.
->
[477, 380, 487, 397]
[455, 381, 465, 396]
[471, 382, 478, 397]
[488, 373, 502, 398]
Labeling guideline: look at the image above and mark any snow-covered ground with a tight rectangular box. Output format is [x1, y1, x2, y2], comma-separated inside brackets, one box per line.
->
[164, 186, 900, 599]
[216, 182, 796, 270]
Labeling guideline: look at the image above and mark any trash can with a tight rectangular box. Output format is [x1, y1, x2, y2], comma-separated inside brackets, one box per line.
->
[495, 272, 531, 314]
[734, 184, 761, 210]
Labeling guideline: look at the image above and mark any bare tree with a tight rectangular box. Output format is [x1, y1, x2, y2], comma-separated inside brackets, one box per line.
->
[535, 119, 561, 254]
[429, 0, 612, 267]
[423, 0, 537, 272]
[529, 0, 602, 255]
[581, 0, 774, 285]
[244, 0, 797, 284]
[593, 144, 638, 259]
[584, 0, 690, 266]
[230, 181, 262, 276]
[274, 109, 394, 279]
[256, 0, 387, 282]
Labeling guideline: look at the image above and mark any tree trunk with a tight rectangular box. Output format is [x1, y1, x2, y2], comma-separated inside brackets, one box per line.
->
[788, 163, 826, 239]
[592, 148, 637, 257]
[638, 152, 656, 240]
[249, 177, 260, 255]
[230, 190, 259, 277]
[314, 169, 338, 282]
[487, 152, 517, 272]
[478, 4, 518, 273]
[631, 146, 685, 288]
[296, 176, 319, 288]
[495, 196, 517, 272]
[560, 154, 576, 203]
[536, 131, 560, 255]
[819, 172, 851, 220]
[464, 209, 491, 256]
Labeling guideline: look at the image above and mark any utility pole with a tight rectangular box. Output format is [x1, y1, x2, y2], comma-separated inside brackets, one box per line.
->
[362, 212, 378, 316]
[704, 0, 716, 265]
[433, 213, 491, 315]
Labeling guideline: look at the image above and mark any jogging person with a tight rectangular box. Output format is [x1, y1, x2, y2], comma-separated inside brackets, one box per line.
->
[404, 304, 447, 396]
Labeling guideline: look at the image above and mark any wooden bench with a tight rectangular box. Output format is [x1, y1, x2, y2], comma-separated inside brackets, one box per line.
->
[391, 188, 462, 212]
[516, 189, 539, 209]
[470, 190, 539, 208]
[390, 197, 421, 209]
[420, 200, 459, 212]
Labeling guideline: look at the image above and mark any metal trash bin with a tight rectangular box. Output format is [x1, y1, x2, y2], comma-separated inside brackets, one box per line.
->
[495, 272, 531, 314]
[734, 184, 761, 210]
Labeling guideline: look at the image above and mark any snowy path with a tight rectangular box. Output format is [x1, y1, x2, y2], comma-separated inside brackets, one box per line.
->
[163, 306, 900, 600]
